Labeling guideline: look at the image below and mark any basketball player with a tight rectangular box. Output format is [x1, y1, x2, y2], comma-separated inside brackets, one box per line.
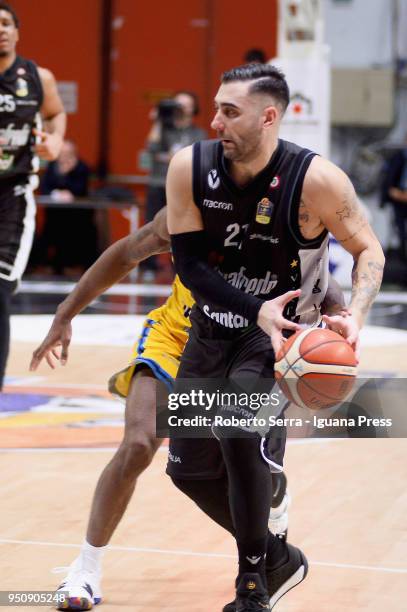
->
[0, 2, 66, 390]
[30, 205, 347, 611]
[167, 63, 384, 610]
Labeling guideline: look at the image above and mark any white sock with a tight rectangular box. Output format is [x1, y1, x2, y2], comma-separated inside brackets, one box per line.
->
[77, 540, 107, 573]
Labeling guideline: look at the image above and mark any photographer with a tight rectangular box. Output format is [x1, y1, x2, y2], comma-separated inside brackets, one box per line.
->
[141, 91, 206, 278]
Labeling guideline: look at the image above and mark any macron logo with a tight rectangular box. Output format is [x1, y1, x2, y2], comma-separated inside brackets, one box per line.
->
[203, 199, 233, 211]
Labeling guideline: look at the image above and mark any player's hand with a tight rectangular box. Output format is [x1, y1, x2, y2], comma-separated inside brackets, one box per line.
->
[257, 289, 302, 357]
[29, 317, 72, 371]
[33, 129, 63, 161]
[322, 304, 351, 317]
[322, 311, 361, 362]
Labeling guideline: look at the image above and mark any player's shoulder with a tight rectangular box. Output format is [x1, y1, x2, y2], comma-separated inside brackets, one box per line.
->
[172, 144, 193, 165]
[167, 145, 194, 181]
[304, 155, 351, 199]
[37, 66, 56, 86]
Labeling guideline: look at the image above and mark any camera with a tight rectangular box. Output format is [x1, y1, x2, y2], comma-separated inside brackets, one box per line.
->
[157, 99, 183, 129]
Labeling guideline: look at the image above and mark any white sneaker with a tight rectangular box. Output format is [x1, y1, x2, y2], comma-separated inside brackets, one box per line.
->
[53, 557, 102, 610]
[269, 472, 290, 536]
[269, 490, 290, 536]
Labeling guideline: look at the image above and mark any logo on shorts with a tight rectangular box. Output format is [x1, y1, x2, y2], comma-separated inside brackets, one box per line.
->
[168, 451, 181, 463]
[208, 169, 220, 190]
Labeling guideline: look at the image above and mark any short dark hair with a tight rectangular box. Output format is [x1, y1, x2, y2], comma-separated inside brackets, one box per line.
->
[243, 48, 267, 64]
[221, 63, 290, 111]
[0, 2, 19, 27]
[174, 90, 200, 116]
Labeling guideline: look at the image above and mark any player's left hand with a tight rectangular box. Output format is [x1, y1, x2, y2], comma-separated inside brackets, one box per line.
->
[33, 129, 63, 161]
[29, 317, 72, 371]
[322, 312, 361, 362]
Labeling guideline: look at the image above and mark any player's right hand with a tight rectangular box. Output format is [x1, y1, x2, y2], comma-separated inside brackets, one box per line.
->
[257, 289, 302, 357]
[29, 317, 72, 371]
[322, 311, 361, 362]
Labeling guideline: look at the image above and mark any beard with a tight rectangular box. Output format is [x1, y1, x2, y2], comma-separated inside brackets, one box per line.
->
[222, 133, 262, 163]
[0, 49, 10, 57]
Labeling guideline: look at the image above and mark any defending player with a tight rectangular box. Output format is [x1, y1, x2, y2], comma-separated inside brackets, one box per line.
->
[30, 208, 291, 610]
[0, 2, 66, 390]
[31, 206, 346, 611]
[167, 63, 384, 610]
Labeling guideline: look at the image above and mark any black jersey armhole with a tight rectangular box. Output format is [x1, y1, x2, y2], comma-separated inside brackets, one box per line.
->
[287, 151, 328, 248]
[25, 59, 44, 108]
[192, 141, 201, 207]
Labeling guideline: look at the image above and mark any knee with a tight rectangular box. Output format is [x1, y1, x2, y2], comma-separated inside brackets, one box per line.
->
[116, 435, 157, 478]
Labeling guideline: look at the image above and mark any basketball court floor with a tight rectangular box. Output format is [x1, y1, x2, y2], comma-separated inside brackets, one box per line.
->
[1, 298, 407, 611]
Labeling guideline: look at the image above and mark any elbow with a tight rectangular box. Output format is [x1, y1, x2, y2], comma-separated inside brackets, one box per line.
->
[356, 242, 386, 268]
[374, 242, 386, 268]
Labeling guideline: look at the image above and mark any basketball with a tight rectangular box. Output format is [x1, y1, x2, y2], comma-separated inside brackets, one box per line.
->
[274, 328, 357, 410]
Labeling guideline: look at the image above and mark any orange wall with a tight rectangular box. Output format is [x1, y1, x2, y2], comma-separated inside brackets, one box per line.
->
[12, 0, 102, 168]
[109, 0, 278, 175]
[9, 1, 277, 240]
[10, 0, 277, 176]
[109, 0, 210, 175]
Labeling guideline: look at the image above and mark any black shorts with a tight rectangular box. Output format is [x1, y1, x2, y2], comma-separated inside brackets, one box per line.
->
[0, 180, 36, 285]
[166, 307, 287, 480]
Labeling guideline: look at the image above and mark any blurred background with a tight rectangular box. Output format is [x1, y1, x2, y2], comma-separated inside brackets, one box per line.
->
[10, 0, 407, 316]
[2, 5, 407, 608]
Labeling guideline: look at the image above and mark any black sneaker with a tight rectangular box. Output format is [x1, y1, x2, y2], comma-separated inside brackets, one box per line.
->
[222, 543, 307, 612]
[266, 542, 308, 609]
[235, 573, 270, 611]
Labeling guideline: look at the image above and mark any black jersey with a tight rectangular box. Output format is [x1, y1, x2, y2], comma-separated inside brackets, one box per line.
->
[0, 56, 43, 182]
[192, 138, 329, 330]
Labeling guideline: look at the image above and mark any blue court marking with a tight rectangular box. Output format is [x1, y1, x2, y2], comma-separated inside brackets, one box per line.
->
[0, 393, 51, 411]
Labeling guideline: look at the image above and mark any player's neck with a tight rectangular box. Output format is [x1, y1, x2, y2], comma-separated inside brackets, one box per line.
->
[0, 51, 16, 74]
[229, 135, 279, 186]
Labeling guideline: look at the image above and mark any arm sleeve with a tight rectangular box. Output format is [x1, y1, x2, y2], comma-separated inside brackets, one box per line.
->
[171, 231, 264, 323]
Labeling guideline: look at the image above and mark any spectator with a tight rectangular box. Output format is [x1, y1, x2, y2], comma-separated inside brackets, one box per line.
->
[35, 140, 98, 275]
[243, 48, 267, 64]
[140, 91, 206, 279]
[381, 137, 407, 261]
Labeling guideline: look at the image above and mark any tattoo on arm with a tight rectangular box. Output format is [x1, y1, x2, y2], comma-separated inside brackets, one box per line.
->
[338, 222, 369, 244]
[129, 223, 170, 262]
[351, 260, 384, 316]
[335, 183, 369, 243]
[298, 199, 310, 229]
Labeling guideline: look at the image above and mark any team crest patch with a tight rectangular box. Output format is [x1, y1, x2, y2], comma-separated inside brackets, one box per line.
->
[16, 77, 29, 97]
[256, 198, 273, 224]
[270, 176, 280, 189]
[208, 169, 220, 190]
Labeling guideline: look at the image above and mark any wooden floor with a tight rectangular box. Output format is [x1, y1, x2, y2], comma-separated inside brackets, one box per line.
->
[1, 333, 407, 611]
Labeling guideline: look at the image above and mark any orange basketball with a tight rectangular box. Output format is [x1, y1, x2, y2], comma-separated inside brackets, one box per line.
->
[274, 328, 357, 410]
